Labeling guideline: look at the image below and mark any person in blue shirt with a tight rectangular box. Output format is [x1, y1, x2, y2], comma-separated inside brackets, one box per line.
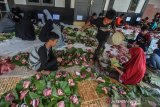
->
[150, 19, 158, 31]
[149, 39, 160, 70]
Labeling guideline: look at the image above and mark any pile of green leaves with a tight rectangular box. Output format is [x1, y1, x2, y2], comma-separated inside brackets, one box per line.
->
[55, 47, 94, 67]
[143, 71, 160, 88]
[96, 76, 160, 106]
[0, 32, 15, 42]
[0, 71, 80, 107]
[63, 27, 98, 47]
[74, 67, 97, 81]
[12, 52, 29, 67]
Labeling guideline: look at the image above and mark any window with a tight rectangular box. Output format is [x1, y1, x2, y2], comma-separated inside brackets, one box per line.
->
[27, 0, 66, 7]
[27, 0, 40, 4]
[55, 0, 65, 7]
[27, 0, 54, 5]
[42, 0, 53, 4]
[28, 0, 40, 3]
[128, 0, 140, 12]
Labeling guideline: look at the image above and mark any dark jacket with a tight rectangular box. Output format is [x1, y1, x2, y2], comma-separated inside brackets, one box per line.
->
[38, 45, 58, 71]
[15, 13, 35, 41]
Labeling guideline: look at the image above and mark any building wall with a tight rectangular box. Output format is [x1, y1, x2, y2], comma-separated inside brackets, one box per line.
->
[135, 0, 146, 13]
[149, 0, 160, 4]
[142, 0, 160, 21]
[13, 0, 147, 14]
[55, 0, 65, 7]
[12, 0, 148, 24]
[14, 0, 26, 5]
[71, 0, 75, 8]
[13, 0, 74, 24]
[104, 0, 110, 11]
[113, 0, 131, 12]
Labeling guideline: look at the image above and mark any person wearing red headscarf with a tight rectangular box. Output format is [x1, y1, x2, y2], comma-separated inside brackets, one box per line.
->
[113, 47, 146, 85]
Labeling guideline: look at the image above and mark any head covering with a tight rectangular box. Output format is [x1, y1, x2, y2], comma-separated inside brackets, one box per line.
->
[120, 47, 146, 85]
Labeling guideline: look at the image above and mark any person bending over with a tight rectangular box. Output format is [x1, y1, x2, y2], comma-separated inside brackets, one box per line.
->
[28, 32, 59, 71]
[112, 47, 146, 85]
[91, 9, 116, 62]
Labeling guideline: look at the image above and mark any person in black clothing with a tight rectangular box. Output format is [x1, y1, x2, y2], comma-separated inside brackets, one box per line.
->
[0, 7, 22, 33]
[15, 11, 36, 41]
[91, 9, 116, 62]
[39, 19, 53, 42]
[98, 13, 104, 18]
[86, 13, 97, 24]
[83, 13, 97, 28]
[154, 13, 160, 22]
[135, 26, 150, 52]
[28, 32, 59, 71]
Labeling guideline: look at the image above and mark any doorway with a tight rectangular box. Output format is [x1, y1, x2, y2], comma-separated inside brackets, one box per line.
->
[74, 0, 106, 21]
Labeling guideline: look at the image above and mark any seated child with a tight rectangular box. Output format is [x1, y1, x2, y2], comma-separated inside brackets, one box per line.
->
[150, 19, 158, 31]
[28, 32, 59, 71]
[149, 39, 160, 71]
[135, 26, 151, 52]
[83, 13, 97, 29]
[140, 17, 149, 27]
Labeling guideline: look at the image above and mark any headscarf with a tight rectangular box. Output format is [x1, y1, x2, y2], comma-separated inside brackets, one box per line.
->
[120, 47, 146, 85]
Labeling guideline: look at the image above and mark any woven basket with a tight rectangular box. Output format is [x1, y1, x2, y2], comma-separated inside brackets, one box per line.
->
[107, 32, 125, 45]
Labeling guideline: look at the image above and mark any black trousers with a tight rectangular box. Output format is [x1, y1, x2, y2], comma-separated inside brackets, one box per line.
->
[38, 60, 58, 71]
[93, 36, 108, 61]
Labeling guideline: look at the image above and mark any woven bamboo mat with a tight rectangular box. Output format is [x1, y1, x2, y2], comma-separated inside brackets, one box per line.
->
[0, 77, 22, 97]
[78, 80, 109, 107]
[0, 66, 117, 107]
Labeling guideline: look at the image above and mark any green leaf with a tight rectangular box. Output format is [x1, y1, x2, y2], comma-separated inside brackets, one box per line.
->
[24, 95, 31, 105]
[29, 92, 40, 99]
[47, 100, 57, 107]
[110, 58, 121, 68]
[127, 91, 137, 99]
[96, 86, 104, 94]
[39, 99, 44, 107]
[51, 86, 59, 99]
[41, 98, 50, 106]
[0, 99, 10, 107]
[13, 89, 19, 100]
[111, 90, 121, 100]
[80, 67, 87, 72]
[15, 82, 23, 91]
[59, 81, 71, 95]
[35, 80, 46, 92]
[47, 81, 52, 88]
